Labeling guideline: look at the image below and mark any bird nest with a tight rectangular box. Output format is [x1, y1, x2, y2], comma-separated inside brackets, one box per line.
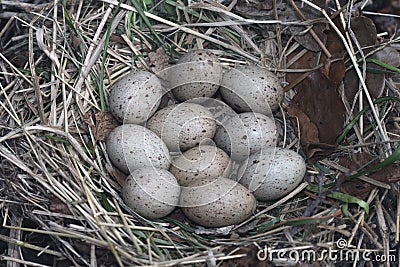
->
[0, 0, 399, 266]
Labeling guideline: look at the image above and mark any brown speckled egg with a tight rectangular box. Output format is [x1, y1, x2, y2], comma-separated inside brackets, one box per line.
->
[214, 112, 277, 161]
[146, 103, 216, 152]
[109, 70, 163, 124]
[122, 167, 181, 219]
[106, 124, 170, 173]
[220, 65, 284, 114]
[180, 177, 256, 227]
[169, 145, 231, 186]
[168, 49, 223, 102]
[239, 148, 306, 201]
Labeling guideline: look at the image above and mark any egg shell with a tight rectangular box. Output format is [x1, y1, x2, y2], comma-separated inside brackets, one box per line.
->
[168, 49, 223, 102]
[106, 124, 170, 173]
[109, 70, 163, 124]
[180, 177, 256, 227]
[122, 167, 181, 219]
[214, 112, 277, 161]
[169, 145, 231, 186]
[239, 148, 306, 201]
[146, 103, 216, 152]
[219, 65, 284, 114]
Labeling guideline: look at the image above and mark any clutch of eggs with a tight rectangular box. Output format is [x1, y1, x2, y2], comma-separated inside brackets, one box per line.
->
[106, 50, 306, 228]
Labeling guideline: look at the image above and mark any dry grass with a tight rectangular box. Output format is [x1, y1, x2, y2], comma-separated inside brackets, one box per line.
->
[0, 0, 399, 266]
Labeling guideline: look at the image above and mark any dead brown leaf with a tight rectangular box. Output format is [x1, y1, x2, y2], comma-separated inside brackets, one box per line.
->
[148, 47, 171, 73]
[286, 0, 328, 52]
[338, 152, 400, 199]
[105, 163, 127, 186]
[286, 26, 346, 161]
[350, 16, 377, 47]
[286, 104, 319, 145]
[344, 63, 385, 102]
[374, 46, 400, 68]
[84, 111, 120, 142]
[343, 16, 384, 103]
[344, 45, 398, 103]
[49, 195, 72, 215]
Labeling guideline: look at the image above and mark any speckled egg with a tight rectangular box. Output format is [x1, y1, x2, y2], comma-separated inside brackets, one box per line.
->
[169, 145, 231, 186]
[214, 112, 277, 161]
[146, 103, 216, 152]
[106, 124, 170, 173]
[168, 49, 223, 102]
[109, 70, 163, 124]
[219, 65, 284, 114]
[180, 177, 256, 227]
[122, 167, 181, 219]
[239, 147, 306, 201]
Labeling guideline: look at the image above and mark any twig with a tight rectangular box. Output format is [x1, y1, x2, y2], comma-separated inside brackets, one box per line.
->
[289, 0, 331, 58]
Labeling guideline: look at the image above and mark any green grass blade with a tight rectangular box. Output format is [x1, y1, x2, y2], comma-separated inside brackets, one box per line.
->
[101, 193, 115, 212]
[130, 0, 164, 46]
[366, 58, 400, 73]
[307, 184, 369, 216]
[44, 134, 70, 144]
[337, 96, 400, 144]
[347, 143, 400, 179]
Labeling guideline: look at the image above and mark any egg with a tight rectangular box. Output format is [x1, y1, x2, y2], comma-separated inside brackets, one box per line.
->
[106, 124, 170, 173]
[238, 147, 306, 201]
[146, 103, 216, 152]
[219, 65, 284, 114]
[122, 167, 181, 219]
[167, 49, 223, 102]
[109, 70, 163, 124]
[180, 177, 256, 227]
[214, 112, 277, 161]
[169, 145, 231, 186]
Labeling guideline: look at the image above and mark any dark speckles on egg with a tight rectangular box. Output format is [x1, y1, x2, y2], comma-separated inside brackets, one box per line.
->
[169, 49, 222, 101]
[214, 112, 277, 161]
[180, 177, 256, 227]
[122, 168, 180, 220]
[108, 70, 163, 124]
[220, 65, 284, 114]
[240, 147, 306, 202]
[170, 145, 231, 186]
[147, 103, 216, 152]
[106, 124, 171, 174]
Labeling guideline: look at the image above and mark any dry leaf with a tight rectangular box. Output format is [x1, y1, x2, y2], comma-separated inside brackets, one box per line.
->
[286, 104, 319, 145]
[84, 111, 120, 142]
[342, 16, 381, 102]
[49, 196, 72, 215]
[350, 16, 377, 47]
[344, 63, 385, 102]
[285, 0, 328, 52]
[148, 47, 170, 73]
[344, 45, 398, 103]
[339, 152, 400, 199]
[286, 26, 346, 161]
[105, 163, 127, 187]
[374, 46, 400, 68]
